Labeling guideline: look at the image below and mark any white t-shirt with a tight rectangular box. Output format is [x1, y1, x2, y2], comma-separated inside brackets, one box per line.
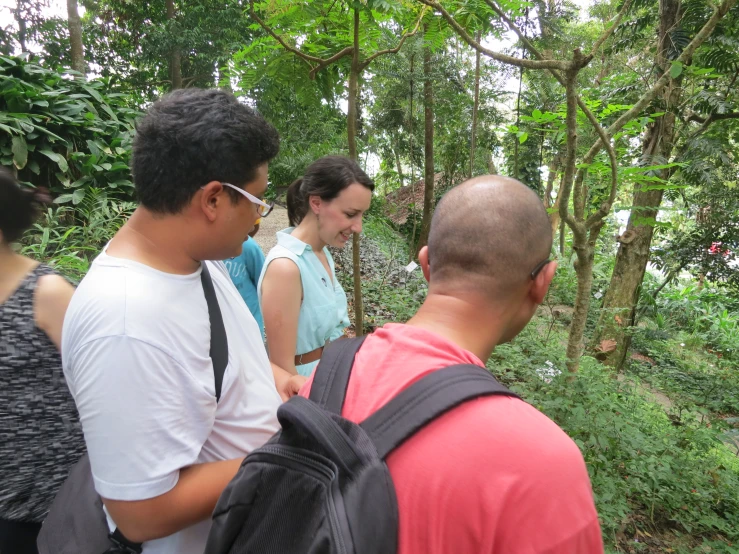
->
[62, 252, 281, 554]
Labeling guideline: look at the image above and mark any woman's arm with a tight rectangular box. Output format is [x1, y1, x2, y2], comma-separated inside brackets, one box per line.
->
[261, 258, 302, 376]
[34, 274, 75, 349]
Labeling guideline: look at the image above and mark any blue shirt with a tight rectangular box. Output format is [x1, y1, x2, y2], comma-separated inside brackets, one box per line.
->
[258, 228, 350, 377]
[224, 238, 265, 334]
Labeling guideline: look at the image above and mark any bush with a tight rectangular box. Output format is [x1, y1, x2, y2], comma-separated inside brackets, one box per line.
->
[0, 54, 140, 206]
[490, 323, 739, 551]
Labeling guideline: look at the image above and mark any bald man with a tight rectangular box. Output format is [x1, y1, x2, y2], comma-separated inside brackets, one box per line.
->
[301, 175, 604, 553]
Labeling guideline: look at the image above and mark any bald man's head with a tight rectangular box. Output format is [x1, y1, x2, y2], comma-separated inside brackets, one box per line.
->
[426, 175, 552, 295]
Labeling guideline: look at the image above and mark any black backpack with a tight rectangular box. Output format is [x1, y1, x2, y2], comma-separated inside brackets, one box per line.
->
[204, 335, 520, 554]
[37, 262, 229, 554]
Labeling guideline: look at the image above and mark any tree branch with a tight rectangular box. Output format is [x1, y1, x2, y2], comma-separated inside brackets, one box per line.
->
[309, 47, 354, 78]
[249, 0, 324, 64]
[581, 0, 738, 168]
[360, 10, 426, 70]
[415, 0, 573, 70]
[687, 111, 739, 124]
[559, 65, 586, 241]
[249, 0, 354, 78]
[588, 0, 634, 59]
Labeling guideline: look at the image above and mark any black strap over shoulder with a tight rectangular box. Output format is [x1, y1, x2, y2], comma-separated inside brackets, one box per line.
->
[309, 336, 366, 414]
[201, 262, 228, 402]
[310, 335, 521, 461]
[360, 364, 521, 459]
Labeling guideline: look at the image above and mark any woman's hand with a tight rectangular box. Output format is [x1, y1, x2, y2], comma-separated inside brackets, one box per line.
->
[272, 363, 307, 402]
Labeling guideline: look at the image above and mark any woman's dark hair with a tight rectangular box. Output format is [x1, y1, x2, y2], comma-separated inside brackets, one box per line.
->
[286, 156, 374, 226]
[0, 167, 44, 244]
[132, 88, 280, 214]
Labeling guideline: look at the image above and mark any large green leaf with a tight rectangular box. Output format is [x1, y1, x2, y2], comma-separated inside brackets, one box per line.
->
[39, 149, 69, 172]
[11, 135, 28, 170]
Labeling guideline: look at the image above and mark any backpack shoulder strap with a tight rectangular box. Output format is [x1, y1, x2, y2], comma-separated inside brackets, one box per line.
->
[201, 262, 228, 402]
[309, 336, 366, 413]
[360, 364, 521, 459]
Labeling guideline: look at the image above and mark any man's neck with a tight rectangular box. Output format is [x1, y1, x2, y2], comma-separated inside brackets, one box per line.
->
[406, 292, 509, 364]
[107, 208, 201, 274]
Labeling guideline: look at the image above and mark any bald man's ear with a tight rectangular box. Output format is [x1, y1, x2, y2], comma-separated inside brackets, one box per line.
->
[529, 260, 557, 305]
[418, 246, 431, 283]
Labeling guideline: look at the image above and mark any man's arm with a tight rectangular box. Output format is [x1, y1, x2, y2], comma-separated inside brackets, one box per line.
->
[68, 335, 231, 543]
[104, 458, 243, 543]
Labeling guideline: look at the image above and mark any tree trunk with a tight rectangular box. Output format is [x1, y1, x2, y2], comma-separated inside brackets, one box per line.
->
[568, 244, 595, 368]
[544, 155, 562, 238]
[417, 26, 435, 254]
[166, 0, 182, 90]
[469, 30, 481, 178]
[487, 150, 497, 174]
[393, 138, 404, 187]
[67, 0, 85, 75]
[559, 217, 566, 256]
[513, 65, 523, 179]
[596, 0, 683, 368]
[14, 5, 27, 53]
[348, 8, 363, 336]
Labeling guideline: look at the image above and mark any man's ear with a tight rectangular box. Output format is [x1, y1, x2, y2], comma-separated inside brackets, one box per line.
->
[200, 181, 223, 222]
[418, 246, 431, 283]
[529, 260, 557, 304]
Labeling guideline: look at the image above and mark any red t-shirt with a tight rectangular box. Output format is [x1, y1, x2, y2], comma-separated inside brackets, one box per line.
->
[300, 323, 604, 554]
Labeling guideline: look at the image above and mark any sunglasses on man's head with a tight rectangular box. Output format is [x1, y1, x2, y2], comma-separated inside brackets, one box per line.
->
[221, 182, 274, 218]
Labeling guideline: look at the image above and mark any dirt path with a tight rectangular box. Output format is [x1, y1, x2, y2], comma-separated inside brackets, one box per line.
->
[254, 205, 289, 255]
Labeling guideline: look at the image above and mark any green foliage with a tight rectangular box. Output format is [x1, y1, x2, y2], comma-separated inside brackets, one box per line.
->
[81, 0, 252, 98]
[0, 55, 140, 207]
[491, 323, 739, 550]
[21, 196, 135, 283]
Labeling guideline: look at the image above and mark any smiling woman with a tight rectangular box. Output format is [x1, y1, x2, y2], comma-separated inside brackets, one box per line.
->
[259, 156, 374, 377]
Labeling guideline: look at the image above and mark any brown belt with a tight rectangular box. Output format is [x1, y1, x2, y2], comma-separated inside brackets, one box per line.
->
[295, 346, 324, 366]
[294, 335, 348, 366]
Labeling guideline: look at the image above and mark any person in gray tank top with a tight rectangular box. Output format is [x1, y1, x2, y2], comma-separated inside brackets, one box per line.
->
[0, 168, 85, 554]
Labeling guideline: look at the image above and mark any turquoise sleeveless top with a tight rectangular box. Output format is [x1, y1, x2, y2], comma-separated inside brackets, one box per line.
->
[258, 228, 350, 377]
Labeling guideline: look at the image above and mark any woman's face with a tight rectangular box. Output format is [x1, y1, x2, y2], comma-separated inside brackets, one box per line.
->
[312, 183, 372, 248]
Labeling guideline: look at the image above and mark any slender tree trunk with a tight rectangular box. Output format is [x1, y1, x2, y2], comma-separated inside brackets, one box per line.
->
[14, 5, 27, 53]
[513, 65, 523, 179]
[166, 0, 182, 90]
[408, 52, 418, 260]
[417, 26, 435, 254]
[348, 8, 363, 336]
[559, 217, 566, 256]
[596, 0, 683, 369]
[544, 155, 561, 237]
[469, 30, 481, 178]
[393, 139, 404, 187]
[487, 150, 497, 174]
[67, 0, 85, 75]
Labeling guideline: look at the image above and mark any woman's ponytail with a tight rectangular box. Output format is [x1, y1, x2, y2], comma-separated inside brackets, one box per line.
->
[286, 177, 307, 227]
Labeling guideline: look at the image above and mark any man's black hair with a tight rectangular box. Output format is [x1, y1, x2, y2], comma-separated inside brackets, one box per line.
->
[132, 88, 280, 214]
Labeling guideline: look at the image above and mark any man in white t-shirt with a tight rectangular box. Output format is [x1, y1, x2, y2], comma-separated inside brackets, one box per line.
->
[62, 89, 304, 554]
